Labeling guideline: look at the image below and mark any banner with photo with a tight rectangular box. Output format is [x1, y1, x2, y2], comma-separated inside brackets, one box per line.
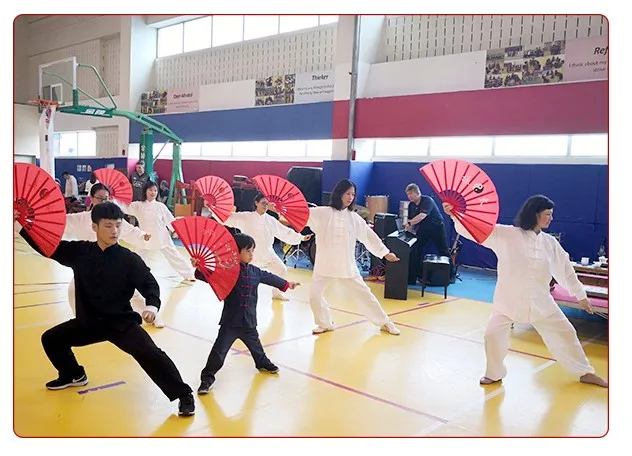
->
[255, 71, 334, 106]
[140, 87, 199, 114]
[485, 41, 566, 88]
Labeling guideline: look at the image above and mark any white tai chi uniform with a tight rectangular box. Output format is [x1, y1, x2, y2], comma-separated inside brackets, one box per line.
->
[126, 200, 196, 280]
[451, 217, 595, 380]
[223, 211, 305, 298]
[61, 210, 149, 315]
[307, 206, 394, 329]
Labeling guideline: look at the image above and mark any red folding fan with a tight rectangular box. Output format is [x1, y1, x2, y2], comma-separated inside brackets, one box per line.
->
[252, 175, 309, 231]
[194, 175, 234, 223]
[171, 216, 240, 301]
[420, 159, 499, 244]
[13, 163, 67, 257]
[93, 168, 133, 205]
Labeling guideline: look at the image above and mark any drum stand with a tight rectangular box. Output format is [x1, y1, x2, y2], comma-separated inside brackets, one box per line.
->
[282, 242, 313, 268]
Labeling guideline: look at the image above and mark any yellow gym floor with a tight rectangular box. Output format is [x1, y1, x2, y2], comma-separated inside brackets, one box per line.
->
[13, 236, 608, 437]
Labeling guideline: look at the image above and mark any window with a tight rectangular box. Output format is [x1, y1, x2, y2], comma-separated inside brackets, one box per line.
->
[153, 142, 173, 159]
[494, 135, 568, 156]
[244, 15, 279, 41]
[374, 138, 429, 157]
[570, 134, 607, 156]
[201, 142, 232, 157]
[77, 131, 96, 156]
[181, 142, 202, 157]
[57, 131, 96, 157]
[212, 15, 244, 47]
[306, 140, 333, 157]
[268, 140, 306, 157]
[58, 132, 78, 157]
[429, 137, 493, 156]
[319, 15, 338, 25]
[232, 141, 267, 157]
[279, 15, 319, 34]
[184, 17, 212, 53]
[157, 23, 184, 57]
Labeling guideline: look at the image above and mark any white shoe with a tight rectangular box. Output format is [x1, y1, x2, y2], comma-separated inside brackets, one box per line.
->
[380, 321, 400, 335]
[312, 325, 335, 335]
[153, 315, 165, 328]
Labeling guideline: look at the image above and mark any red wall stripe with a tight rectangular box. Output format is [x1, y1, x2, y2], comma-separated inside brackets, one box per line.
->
[332, 80, 607, 139]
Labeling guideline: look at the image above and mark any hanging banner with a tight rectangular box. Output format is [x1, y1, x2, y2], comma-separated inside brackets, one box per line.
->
[140, 87, 199, 114]
[564, 36, 608, 82]
[485, 40, 566, 88]
[255, 71, 334, 106]
[38, 104, 57, 177]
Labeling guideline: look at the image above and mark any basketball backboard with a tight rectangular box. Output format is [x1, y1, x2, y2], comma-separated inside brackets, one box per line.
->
[38, 57, 77, 107]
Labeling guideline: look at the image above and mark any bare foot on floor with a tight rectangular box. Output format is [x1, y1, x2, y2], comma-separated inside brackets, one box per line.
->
[580, 373, 608, 388]
[479, 377, 502, 385]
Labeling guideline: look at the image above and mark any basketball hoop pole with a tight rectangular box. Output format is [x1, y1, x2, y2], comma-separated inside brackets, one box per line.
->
[39, 59, 185, 211]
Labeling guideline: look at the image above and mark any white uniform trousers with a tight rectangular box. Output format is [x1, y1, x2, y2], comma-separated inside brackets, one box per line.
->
[483, 307, 595, 380]
[309, 272, 390, 329]
[136, 244, 195, 281]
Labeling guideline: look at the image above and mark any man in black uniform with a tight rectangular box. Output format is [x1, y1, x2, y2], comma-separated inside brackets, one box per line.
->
[15, 202, 195, 416]
[405, 183, 454, 284]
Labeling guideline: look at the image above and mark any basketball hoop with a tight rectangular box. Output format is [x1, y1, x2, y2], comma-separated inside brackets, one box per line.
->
[27, 98, 59, 114]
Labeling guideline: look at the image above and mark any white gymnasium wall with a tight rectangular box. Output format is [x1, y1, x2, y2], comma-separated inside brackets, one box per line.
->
[14, 104, 40, 157]
[95, 126, 120, 157]
[383, 15, 608, 62]
[364, 51, 487, 98]
[154, 24, 337, 89]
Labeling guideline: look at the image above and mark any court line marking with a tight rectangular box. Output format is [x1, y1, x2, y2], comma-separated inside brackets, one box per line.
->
[164, 322, 448, 425]
[14, 288, 66, 296]
[14, 300, 68, 309]
[77, 381, 126, 395]
[392, 321, 557, 362]
[413, 332, 608, 436]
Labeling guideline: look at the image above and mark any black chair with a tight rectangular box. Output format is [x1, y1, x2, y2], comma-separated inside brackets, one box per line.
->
[421, 254, 451, 299]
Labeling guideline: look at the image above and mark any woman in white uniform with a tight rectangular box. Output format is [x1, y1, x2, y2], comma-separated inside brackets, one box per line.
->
[61, 184, 154, 319]
[221, 193, 310, 300]
[443, 195, 607, 387]
[126, 181, 196, 282]
[307, 179, 401, 336]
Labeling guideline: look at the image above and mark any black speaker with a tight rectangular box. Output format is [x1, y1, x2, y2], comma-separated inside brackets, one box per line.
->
[373, 213, 398, 239]
[286, 166, 322, 205]
[322, 191, 332, 205]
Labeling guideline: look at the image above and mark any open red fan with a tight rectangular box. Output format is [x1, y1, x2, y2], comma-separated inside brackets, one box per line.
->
[171, 216, 240, 301]
[194, 175, 234, 223]
[93, 168, 133, 205]
[420, 159, 499, 244]
[14, 163, 67, 257]
[252, 175, 309, 231]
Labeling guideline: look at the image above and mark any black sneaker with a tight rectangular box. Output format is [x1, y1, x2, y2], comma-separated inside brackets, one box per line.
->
[45, 373, 89, 390]
[197, 379, 214, 395]
[178, 393, 195, 416]
[258, 364, 280, 374]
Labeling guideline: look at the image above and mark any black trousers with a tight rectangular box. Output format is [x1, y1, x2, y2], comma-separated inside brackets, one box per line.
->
[41, 319, 192, 401]
[201, 326, 270, 382]
[408, 224, 454, 284]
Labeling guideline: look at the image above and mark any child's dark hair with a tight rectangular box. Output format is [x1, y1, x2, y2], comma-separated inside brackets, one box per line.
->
[91, 201, 124, 224]
[234, 233, 256, 252]
[90, 182, 111, 197]
[141, 180, 158, 201]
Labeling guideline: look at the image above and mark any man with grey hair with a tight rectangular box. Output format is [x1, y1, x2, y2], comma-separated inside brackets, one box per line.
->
[405, 183, 455, 284]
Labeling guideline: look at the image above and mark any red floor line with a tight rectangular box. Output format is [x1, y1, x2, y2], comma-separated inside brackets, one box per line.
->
[388, 297, 462, 316]
[392, 321, 556, 362]
[275, 363, 449, 424]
